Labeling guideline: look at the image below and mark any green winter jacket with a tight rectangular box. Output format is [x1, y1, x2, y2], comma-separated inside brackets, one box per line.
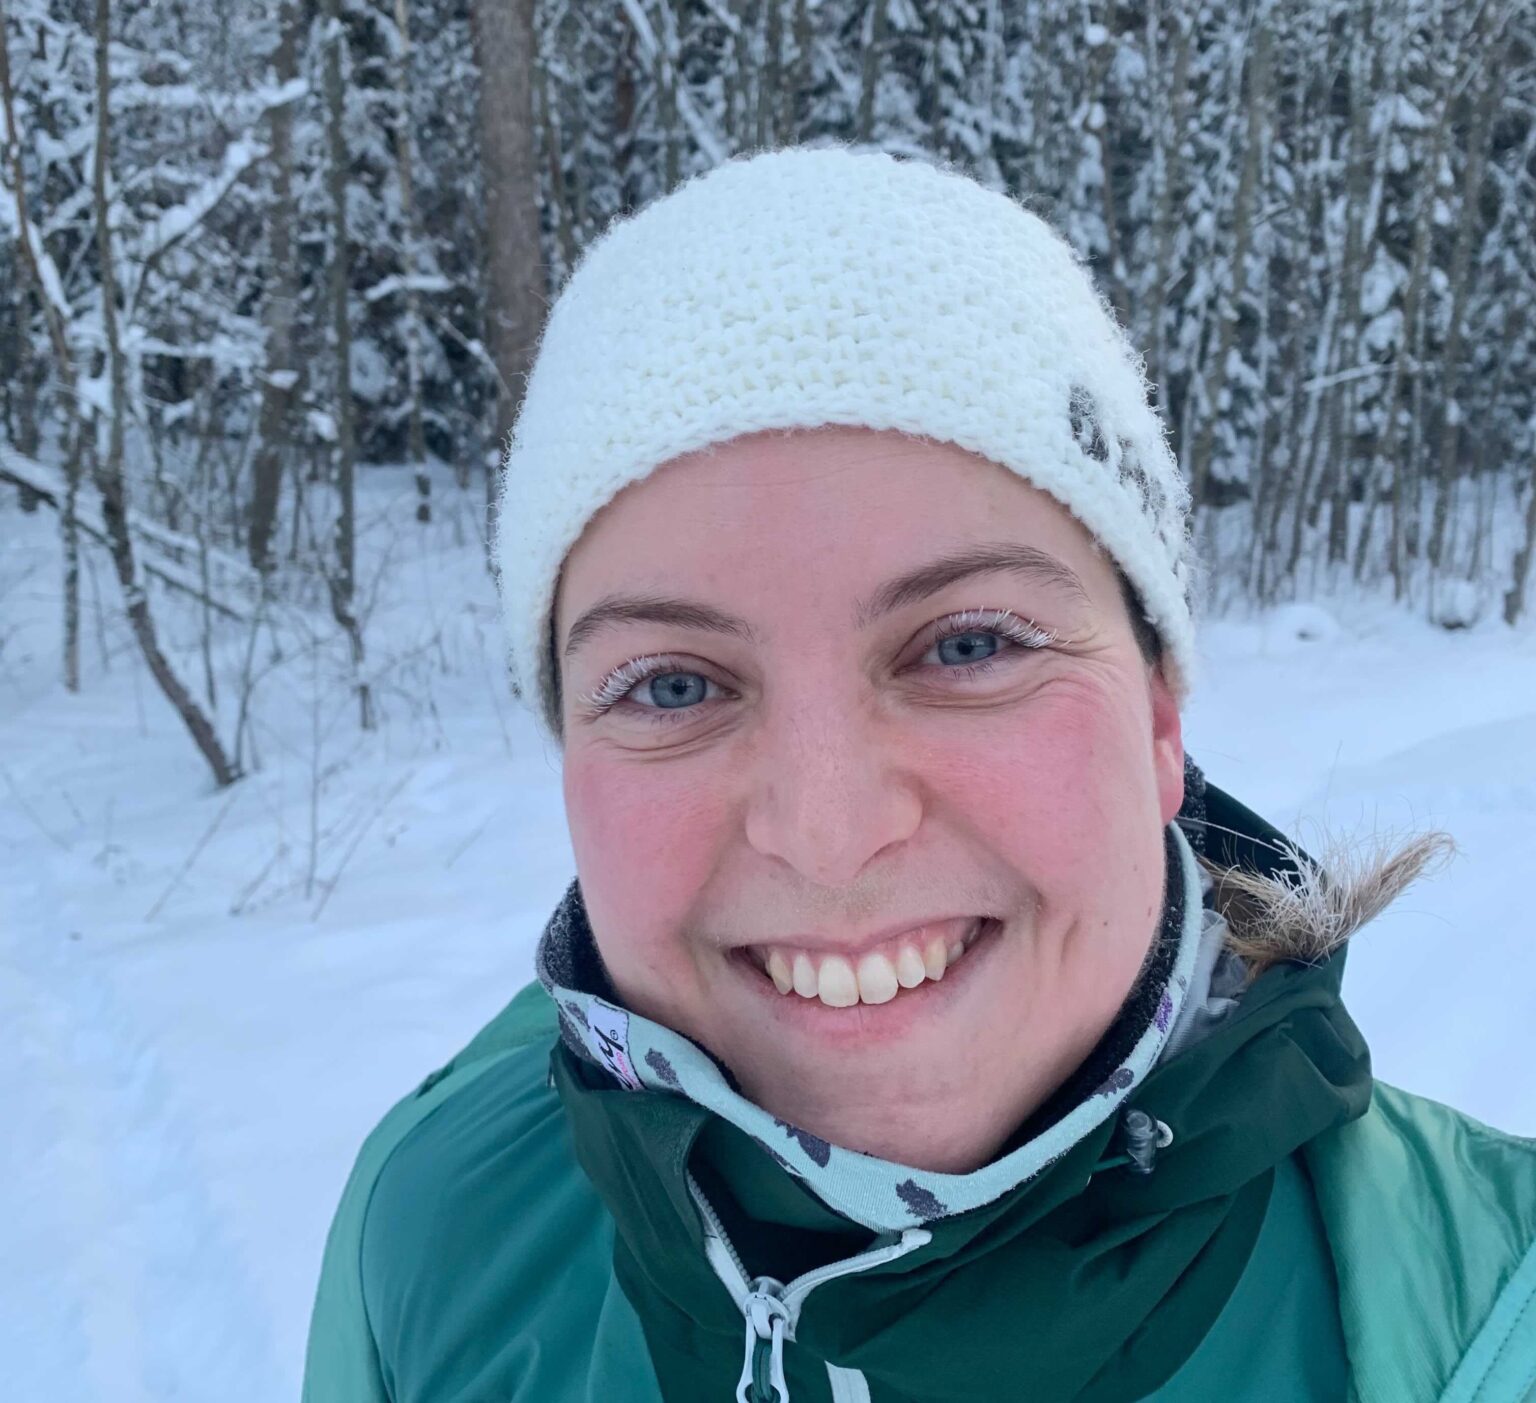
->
[303, 785, 1536, 1402]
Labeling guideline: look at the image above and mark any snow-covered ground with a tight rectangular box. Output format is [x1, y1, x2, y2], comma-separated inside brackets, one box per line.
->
[3, 472, 1534, 1401]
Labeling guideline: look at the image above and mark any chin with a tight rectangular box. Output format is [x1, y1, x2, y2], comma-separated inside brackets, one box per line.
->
[716, 1007, 1030, 1173]
[744, 1058, 1012, 1172]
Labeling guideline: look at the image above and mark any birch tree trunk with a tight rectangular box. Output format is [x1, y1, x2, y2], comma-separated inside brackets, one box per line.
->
[1145, 1, 1192, 413]
[613, 7, 639, 211]
[1427, 39, 1501, 571]
[1354, 21, 1455, 590]
[391, 0, 430, 524]
[790, 0, 811, 143]
[321, 0, 374, 729]
[1086, 0, 1130, 328]
[857, 0, 887, 144]
[91, 0, 239, 785]
[724, 0, 749, 146]
[247, 0, 301, 575]
[1324, 12, 1379, 568]
[10, 321, 41, 463]
[656, 0, 681, 189]
[0, 0, 80, 690]
[535, 29, 577, 276]
[1187, 20, 1269, 510]
[757, 0, 784, 148]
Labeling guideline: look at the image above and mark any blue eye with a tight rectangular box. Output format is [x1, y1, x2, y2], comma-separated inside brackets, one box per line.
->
[636, 672, 710, 709]
[921, 609, 1058, 671]
[578, 653, 721, 725]
[931, 631, 1003, 667]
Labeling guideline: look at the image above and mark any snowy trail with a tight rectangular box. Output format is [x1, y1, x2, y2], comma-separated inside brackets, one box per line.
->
[2, 894, 98, 1403]
[1, 869, 285, 1402]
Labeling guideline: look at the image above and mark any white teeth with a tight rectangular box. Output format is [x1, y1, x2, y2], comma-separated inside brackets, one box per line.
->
[894, 945, 928, 989]
[817, 955, 860, 1008]
[766, 950, 794, 995]
[856, 951, 900, 1005]
[760, 918, 995, 1006]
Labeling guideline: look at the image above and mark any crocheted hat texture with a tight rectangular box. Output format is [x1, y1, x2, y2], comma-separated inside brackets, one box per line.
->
[494, 144, 1196, 744]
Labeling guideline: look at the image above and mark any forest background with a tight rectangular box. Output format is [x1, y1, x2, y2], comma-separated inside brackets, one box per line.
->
[3, 0, 1534, 777]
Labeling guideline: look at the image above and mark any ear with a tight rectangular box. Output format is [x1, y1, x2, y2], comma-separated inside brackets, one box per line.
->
[1148, 664, 1185, 826]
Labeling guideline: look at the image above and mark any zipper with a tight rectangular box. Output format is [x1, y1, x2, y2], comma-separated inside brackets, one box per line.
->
[687, 1173, 932, 1403]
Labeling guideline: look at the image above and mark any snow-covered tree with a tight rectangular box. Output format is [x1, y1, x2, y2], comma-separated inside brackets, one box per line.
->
[5, 0, 1536, 785]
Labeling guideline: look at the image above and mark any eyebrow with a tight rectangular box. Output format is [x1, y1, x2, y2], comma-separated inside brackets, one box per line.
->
[561, 542, 1088, 660]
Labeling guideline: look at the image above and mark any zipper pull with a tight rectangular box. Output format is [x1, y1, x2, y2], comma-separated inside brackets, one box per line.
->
[735, 1279, 791, 1403]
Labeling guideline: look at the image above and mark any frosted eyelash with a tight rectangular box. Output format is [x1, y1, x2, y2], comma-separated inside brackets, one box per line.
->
[579, 653, 685, 713]
[934, 608, 1060, 651]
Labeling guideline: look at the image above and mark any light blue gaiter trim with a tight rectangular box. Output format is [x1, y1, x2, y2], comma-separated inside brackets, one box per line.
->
[542, 823, 1208, 1232]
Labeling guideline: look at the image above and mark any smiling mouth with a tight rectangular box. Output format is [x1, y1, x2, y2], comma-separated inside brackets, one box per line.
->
[740, 916, 998, 1009]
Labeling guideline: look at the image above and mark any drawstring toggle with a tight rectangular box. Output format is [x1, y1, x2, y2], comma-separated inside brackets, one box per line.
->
[1122, 1108, 1174, 1175]
[736, 1280, 791, 1403]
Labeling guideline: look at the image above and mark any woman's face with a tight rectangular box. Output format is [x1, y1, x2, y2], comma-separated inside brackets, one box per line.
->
[554, 426, 1184, 1172]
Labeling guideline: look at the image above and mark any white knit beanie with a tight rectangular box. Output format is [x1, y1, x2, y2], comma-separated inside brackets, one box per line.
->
[495, 144, 1196, 745]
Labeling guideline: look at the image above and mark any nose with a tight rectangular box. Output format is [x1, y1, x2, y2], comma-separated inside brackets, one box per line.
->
[742, 697, 923, 888]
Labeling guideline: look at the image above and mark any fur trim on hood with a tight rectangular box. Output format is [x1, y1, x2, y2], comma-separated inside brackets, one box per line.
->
[1203, 831, 1456, 979]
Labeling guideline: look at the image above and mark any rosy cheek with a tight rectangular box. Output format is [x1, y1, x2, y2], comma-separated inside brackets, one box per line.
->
[569, 765, 663, 872]
[563, 756, 624, 867]
[564, 754, 724, 964]
[925, 684, 1151, 885]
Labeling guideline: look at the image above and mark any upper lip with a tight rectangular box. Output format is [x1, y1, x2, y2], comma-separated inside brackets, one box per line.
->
[734, 913, 988, 957]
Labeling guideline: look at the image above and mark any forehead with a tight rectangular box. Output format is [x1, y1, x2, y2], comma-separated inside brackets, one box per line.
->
[558, 427, 1101, 611]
